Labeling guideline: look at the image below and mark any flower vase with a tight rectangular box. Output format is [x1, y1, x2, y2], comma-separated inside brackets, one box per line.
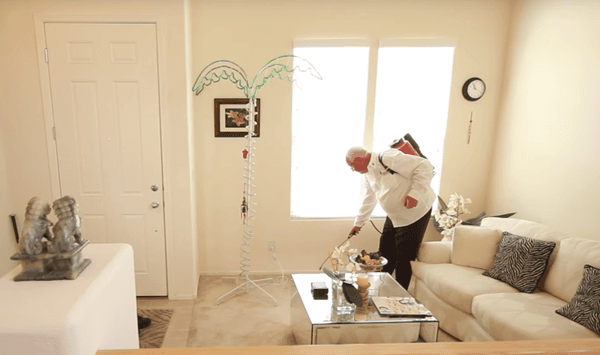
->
[331, 281, 356, 315]
[331, 279, 355, 316]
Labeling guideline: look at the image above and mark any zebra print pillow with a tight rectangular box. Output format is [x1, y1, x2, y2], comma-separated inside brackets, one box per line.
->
[482, 232, 556, 293]
[556, 264, 600, 335]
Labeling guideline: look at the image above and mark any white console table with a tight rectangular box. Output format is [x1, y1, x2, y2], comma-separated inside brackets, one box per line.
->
[0, 243, 139, 355]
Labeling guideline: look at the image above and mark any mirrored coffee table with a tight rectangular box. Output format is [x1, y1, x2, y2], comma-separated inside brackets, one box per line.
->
[290, 272, 438, 345]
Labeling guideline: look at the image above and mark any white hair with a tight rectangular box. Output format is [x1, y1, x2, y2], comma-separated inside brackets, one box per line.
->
[346, 146, 368, 162]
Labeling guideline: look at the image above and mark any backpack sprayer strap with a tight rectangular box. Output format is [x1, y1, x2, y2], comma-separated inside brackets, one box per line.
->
[378, 152, 397, 175]
[386, 133, 436, 176]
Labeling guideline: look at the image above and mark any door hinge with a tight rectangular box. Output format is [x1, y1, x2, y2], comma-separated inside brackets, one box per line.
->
[52, 127, 56, 140]
[44, 48, 49, 63]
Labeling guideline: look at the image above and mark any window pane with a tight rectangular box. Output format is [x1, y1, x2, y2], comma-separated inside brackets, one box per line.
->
[291, 44, 370, 218]
[372, 44, 455, 217]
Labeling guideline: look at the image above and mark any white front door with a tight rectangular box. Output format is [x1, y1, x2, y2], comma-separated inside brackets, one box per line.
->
[44, 23, 167, 296]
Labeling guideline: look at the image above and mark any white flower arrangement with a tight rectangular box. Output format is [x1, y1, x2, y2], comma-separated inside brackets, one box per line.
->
[330, 240, 360, 272]
[433, 193, 472, 240]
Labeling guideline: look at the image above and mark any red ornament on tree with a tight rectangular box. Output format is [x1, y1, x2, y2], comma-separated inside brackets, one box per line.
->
[242, 149, 249, 159]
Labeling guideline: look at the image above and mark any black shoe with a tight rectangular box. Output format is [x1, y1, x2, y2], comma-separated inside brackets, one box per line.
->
[138, 315, 152, 331]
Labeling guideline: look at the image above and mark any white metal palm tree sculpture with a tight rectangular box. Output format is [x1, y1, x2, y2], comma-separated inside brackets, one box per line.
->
[193, 55, 321, 305]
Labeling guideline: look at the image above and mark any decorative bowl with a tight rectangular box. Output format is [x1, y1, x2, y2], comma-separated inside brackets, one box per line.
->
[349, 253, 388, 272]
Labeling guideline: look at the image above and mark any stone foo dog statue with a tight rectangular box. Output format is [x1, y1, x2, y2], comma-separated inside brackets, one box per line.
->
[49, 196, 85, 254]
[11, 195, 91, 281]
[19, 197, 54, 255]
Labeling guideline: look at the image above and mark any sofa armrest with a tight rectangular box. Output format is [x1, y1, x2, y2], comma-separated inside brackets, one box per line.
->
[417, 241, 451, 264]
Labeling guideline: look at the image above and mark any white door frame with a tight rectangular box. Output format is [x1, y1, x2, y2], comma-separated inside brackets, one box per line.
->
[33, 13, 191, 298]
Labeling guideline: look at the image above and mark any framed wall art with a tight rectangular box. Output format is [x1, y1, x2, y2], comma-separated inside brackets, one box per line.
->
[214, 98, 260, 137]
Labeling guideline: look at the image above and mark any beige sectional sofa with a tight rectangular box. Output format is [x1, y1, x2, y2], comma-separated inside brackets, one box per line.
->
[411, 217, 600, 342]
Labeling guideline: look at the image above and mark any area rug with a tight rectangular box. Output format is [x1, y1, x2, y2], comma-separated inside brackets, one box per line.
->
[138, 309, 174, 348]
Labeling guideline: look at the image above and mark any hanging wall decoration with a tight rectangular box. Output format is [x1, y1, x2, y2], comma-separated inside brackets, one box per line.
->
[192, 55, 321, 306]
[468, 111, 473, 144]
[214, 98, 261, 137]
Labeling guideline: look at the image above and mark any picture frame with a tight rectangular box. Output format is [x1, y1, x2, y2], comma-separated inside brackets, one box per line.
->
[214, 98, 260, 137]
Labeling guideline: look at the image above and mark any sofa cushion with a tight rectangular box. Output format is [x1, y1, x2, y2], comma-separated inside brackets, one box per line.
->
[556, 264, 600, 335]
[481, 217, 567, 290]
[417, 241, 451, 264]
[483, 232, 555, 293]
[413, 277, 495, 342]
[411, 261, 518, 315]
[544, 238, 600, 302]
[481, 218, 566, 245]
[451, 226, 503, 270]
[472, 292, 600, 341]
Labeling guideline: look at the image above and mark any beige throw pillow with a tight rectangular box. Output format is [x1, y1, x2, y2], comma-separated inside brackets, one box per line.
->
[451, 225, 503, 270]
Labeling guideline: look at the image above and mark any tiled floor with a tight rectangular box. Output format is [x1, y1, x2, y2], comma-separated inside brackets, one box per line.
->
[136, 274, 459, 348]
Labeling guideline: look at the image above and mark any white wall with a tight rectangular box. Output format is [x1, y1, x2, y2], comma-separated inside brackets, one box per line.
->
[191, 0, 514, 274]
[0, 134, 18, 276]
[0, 0, 198, 299]
[488, 0, 600, 241]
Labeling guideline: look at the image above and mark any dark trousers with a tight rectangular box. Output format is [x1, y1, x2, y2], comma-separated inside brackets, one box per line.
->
[378, 208, 432, 290]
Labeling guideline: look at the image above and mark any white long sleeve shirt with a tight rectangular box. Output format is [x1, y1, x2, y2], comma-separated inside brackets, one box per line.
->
[354, 149, 436, 228]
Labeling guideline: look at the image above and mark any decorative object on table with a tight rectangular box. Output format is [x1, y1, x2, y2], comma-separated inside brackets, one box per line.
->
[323, 268, 361, 316]
[18, 197, 53, 255]
[10, 196, 91, 281]
[48, 196, 86, 253]
[310, 281, 328, 300]
[331, 280, 356, 316]
[356, 273, 370, 288]
[356, 250, 381, 265]
[372, 296, 433, 317]
[433, 194, 516, 241]
[214, 98, 261, 137]
[323, 268, 362, 307]
[356, 274, 370, 313]
[318, 232, 359, 271]
[193, 55, 321, 306]
[330, 240, 360, 272]
[350, 252, 388, 272]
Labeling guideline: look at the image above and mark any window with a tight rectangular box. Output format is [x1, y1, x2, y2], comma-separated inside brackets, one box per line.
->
[291, 40, 370, 218]
[291, 39, 455, 219]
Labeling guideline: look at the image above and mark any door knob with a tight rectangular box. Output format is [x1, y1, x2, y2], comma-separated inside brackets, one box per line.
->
[151, 184, 159, 191]
[151, 201, 160, 208]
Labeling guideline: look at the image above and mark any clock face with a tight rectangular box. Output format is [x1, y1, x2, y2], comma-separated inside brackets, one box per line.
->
[463, 77, 485, 101]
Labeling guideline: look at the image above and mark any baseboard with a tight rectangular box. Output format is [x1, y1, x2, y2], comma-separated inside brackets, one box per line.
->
[199, 270, 315, 277]
[167, 293, 197, 300]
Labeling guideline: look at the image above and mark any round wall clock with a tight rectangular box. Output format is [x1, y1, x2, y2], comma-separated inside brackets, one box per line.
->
[462, 77, 486, 101]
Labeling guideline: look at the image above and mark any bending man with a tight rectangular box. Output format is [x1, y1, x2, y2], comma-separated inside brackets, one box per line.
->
[346, 146, 435, 290]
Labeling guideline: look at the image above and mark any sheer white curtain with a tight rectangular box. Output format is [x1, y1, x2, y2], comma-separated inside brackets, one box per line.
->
[291, 41, 370, 218]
